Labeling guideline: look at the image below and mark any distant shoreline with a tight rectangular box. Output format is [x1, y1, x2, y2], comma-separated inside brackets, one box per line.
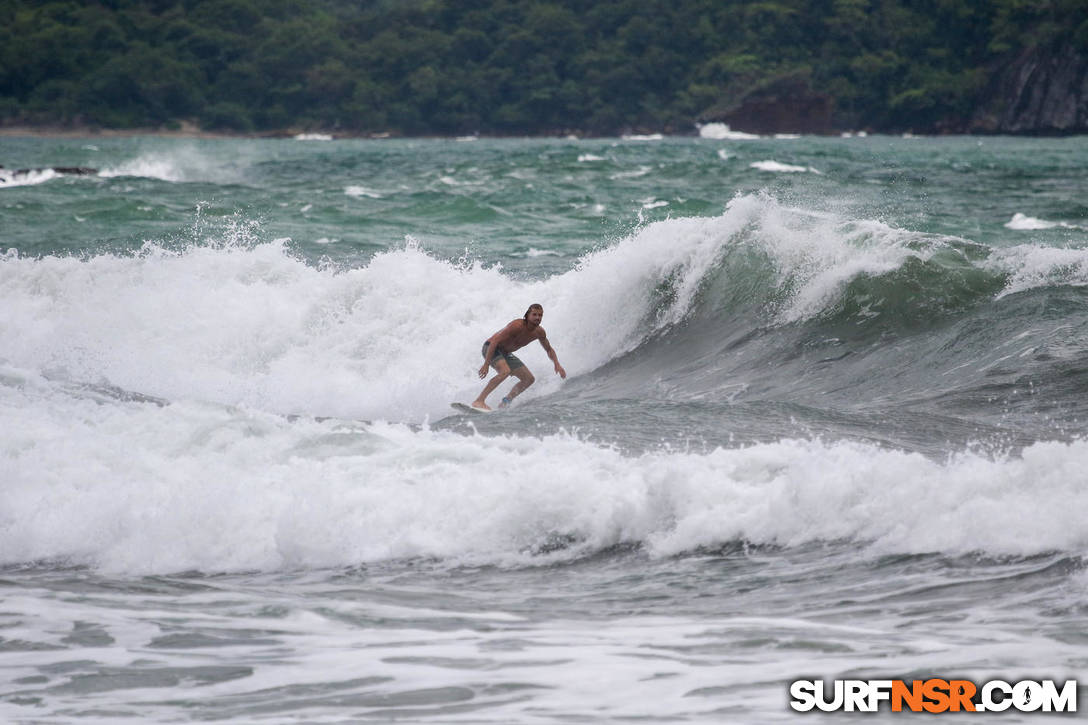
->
[0, 124, 301, 140]
[0, 125, 233, 140]
[0, 125, 695, 141]
[0, 122, 664, 140]
[0, 125, 574, 141]
[3, 123, 1087, 141]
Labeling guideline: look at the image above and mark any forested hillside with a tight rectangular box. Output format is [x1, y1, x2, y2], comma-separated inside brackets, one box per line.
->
[2, 0, 1087, 135]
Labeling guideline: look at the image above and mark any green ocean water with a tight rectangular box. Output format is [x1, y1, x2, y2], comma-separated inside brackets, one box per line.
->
[2, 134, 1087, 722]
[6, 134, 1086, 263]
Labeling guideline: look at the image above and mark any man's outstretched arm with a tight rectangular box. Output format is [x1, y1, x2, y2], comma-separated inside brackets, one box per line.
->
[539, 335, 566, 379]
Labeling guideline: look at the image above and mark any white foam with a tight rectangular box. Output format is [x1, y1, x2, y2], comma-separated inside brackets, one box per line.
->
[1004, 212, 1078, 230]
[99, 149, 231, 182]
[0, 199, 735, 427]
[988, 244, 1088, 298]
[2, 386, 1086, 574]
[770, 216, 937, 323]
[0, 195, 973, 425]
[294, 133, 333, 141]
[577, 154, 605, 162]
[0, 194, 1072, 429]
[613, 194, 937, 326]
[609, 165, 652, 180]
[5, 200, 1088, 572]
[100, 157, 186, 181]
[698, 123, 760, 140]
[621, 133, 664, 141]
[750, 160, 821, 174]
[0, 168, 59, 188]
[0, 238, 522, 423]
[344, 185, 383, 199]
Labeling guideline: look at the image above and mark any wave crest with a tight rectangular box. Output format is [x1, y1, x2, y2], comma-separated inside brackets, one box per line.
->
[2, 385, 1085, 574]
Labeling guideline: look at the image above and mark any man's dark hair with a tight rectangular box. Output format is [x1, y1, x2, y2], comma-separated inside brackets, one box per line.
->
[524, 303, 543, 320]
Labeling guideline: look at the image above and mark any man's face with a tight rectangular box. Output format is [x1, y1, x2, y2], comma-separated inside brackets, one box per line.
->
[527, 308, 543, 326]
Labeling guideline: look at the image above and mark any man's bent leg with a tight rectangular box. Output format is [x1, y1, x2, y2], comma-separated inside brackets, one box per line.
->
[473, 359, 511, 410]
[502, 366, 536, 406]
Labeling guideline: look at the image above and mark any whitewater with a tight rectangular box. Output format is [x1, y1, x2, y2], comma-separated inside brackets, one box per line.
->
[1, 134, 1086, 722]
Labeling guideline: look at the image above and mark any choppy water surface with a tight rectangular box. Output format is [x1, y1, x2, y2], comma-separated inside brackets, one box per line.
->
[2, 134, 1087, 722]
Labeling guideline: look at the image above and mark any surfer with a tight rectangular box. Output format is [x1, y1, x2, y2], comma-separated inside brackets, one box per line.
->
[472, 303, 566, 411]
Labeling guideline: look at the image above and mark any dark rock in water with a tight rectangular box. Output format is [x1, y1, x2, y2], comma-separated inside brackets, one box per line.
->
[699, 74, 834, 135]
[971, 43, 1088, 134]
[0, 165, 98, 177]
[50, 166, 98, 175]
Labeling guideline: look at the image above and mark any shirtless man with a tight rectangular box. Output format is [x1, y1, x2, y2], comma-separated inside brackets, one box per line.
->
[472, 303, 566, 410]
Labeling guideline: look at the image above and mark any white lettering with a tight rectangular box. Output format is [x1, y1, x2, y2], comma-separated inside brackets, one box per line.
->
[982, 680, 1013, 712]
[789, 680, 816, 712]
[845, 680, 868, 711]
[815, 680, 844, 712]
[1041, 680, 1077, 712]
[1013, 681, 1043, 712]
[867, 680, 893, 711]
[790, 677, 1077, 713]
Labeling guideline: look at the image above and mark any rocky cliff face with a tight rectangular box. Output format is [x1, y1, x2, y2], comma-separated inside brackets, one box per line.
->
[702, 45, 1088, 136]
[700, 75, 834, 135]
[970, 44, 1088, 134]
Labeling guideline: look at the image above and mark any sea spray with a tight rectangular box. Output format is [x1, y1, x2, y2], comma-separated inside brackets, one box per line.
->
[3, 374, 1087, 574]
[4, 195, 1088, 425]
[3, 136, 1087, 723]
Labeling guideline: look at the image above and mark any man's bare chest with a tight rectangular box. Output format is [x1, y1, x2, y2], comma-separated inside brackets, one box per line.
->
[507, 328, 539, 349]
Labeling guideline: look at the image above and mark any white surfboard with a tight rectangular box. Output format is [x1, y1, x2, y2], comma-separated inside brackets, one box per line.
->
[451, 402, 492, 414]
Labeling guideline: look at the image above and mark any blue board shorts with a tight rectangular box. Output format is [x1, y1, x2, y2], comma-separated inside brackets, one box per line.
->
[482, 340, 525, 371]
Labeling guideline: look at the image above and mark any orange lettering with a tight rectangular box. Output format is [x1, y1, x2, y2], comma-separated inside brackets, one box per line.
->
[892, 680, 924, 712]
[922, 679, 951, 713]
[948, 680, 977, 712]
